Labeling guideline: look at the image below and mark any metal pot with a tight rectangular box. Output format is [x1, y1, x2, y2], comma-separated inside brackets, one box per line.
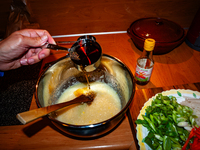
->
[35, 54, 135, 138]
[127, 17, 186, 55]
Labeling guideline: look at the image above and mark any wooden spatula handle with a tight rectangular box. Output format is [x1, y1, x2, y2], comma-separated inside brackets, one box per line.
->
[16, 94, 93, 124]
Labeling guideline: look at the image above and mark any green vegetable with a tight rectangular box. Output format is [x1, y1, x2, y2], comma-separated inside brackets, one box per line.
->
[142, 115, 157, 133]
[163, 136, 171, 150]
[142, 136, 154, 149]
[136, 94, 198, 150]
[156, 145, 163, 150]
[155, 134, 163, 141]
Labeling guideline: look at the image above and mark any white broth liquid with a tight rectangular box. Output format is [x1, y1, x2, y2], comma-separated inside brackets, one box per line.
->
[55, 82, 121, 125]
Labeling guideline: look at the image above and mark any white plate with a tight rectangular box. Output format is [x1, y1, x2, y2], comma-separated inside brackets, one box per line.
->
[136, 89, 200, 150]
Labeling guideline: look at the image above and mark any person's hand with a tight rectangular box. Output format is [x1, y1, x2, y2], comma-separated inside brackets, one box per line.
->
[0, 29, 55, 71]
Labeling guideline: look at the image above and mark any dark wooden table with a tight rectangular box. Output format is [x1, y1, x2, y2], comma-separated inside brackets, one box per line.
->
[0, 33, 200, 149]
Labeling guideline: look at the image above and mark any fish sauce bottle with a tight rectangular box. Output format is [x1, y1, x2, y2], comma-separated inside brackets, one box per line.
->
[135, 38, 155, 85]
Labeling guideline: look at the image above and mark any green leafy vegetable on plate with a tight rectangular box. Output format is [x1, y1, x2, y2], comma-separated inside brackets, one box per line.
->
[136, 93, 198, 150]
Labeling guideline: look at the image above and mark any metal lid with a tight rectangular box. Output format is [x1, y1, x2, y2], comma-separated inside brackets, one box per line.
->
[129, 17, 184, 43]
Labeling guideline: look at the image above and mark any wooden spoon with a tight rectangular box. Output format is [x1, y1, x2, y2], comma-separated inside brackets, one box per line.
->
[16, 94, 95, 124]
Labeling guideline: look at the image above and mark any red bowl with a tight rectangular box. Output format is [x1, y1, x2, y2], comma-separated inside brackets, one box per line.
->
[127, 17, 186, 55]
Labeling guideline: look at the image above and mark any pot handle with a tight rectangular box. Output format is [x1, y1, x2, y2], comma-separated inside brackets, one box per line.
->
[127, 28, 132, 37]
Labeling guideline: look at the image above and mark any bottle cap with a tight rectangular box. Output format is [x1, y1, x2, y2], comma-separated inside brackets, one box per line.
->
[144, 38, 155, 51]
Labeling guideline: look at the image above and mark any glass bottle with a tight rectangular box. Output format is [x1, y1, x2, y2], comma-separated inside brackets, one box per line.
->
[135, 38, 155, 85]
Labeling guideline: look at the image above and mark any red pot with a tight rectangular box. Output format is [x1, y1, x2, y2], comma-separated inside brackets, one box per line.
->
[127, 17, 186, 55]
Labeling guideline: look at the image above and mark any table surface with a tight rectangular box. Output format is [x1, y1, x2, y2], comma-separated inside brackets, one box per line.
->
[0, 33, 200, 150]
